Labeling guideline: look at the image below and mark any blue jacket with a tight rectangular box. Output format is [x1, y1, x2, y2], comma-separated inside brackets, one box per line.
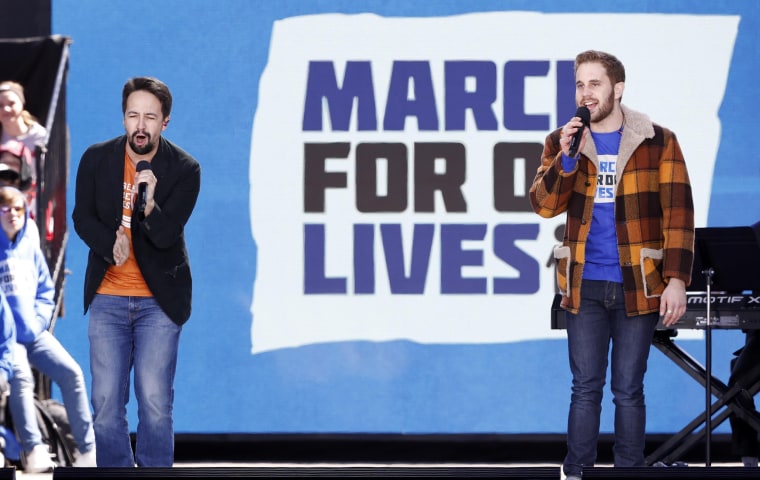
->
[0, 291, 15, 382]
[0, 190, 55, 345]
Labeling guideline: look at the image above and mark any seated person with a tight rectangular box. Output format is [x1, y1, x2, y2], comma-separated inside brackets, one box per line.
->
[0, 290, 16, 467]
[0, 141, 38, 243]
[0, 81, 45, 220]
[0, 140, 33, 191]
[0, 186, 96, 471]
[0, 81, 46, 179]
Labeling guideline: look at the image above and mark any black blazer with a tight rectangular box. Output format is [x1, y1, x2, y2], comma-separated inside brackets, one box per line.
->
[72, 136, 201, 325]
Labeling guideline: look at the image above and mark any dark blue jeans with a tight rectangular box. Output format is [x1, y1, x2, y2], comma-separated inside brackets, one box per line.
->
[563, 280, 658, 477]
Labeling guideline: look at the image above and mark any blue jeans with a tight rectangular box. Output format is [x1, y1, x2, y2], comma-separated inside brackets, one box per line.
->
[88, 294, 182, 467]
[10, 331, 95, 454]
[563, 280, 658, 477]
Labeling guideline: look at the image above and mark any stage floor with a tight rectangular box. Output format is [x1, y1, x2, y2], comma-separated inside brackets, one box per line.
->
[14, 461, 757, 480]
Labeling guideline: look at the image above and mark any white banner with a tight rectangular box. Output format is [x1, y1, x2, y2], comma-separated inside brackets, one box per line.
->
[250, 12, 738, 353]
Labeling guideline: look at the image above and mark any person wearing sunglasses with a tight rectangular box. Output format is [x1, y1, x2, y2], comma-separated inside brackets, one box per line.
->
[0, 186, 96, 471]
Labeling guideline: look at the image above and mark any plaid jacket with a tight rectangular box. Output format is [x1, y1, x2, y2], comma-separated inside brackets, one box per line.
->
[529, 105, 695, 316]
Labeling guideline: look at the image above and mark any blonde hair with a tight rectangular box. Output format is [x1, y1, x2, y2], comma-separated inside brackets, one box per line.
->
[0, 186, 25, 207]
[0, 81, 39, 128]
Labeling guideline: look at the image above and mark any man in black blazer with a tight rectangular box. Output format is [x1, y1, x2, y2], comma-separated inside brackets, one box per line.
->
[72, 77, 200, 467]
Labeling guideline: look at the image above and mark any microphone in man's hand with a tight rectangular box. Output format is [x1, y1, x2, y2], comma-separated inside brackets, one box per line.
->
[136, 160, 151, 214]
[568, 106, 590, 157]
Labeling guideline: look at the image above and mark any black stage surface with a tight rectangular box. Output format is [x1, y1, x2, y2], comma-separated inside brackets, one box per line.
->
[171, 433, 737, 464]
[45, 433, 741, 479]
[50, 466, 760, 479]
[15, 434, 756, 479]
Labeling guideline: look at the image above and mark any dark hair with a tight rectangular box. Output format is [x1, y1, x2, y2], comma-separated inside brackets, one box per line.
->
[121, 77, 173, 118]
[575, 50, 626, 85]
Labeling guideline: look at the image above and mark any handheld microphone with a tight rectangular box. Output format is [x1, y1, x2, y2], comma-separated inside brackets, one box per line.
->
[136, 160, 152, 214]
[568, 106, 590, 157]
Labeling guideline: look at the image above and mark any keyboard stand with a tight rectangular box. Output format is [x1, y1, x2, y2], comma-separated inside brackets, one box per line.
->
[679, 226, 760, 465]
[549, 227, 760, 466]
[703, 267, 715, 465]
[646, 329, 760, 465]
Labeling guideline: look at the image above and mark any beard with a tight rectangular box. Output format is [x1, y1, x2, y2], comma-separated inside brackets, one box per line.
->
[590, 89, 615, 123]
[128, 131, 156, 155]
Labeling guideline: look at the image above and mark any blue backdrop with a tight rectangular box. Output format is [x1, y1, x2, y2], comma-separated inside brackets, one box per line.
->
[50, 0, 760, 434]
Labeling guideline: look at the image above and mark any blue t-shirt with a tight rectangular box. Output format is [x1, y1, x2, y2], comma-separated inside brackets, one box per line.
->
[561, 129, 623, 282]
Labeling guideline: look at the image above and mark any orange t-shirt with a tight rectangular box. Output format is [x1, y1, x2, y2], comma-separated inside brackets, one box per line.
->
[96, 152, 153, 297]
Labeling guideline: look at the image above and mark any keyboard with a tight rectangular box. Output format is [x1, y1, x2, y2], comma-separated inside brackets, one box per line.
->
[551, 292, 760, 330]
[664, 292, 760, 329]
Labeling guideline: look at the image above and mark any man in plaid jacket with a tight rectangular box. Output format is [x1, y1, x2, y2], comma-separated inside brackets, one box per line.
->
[529, 50, 695, 480]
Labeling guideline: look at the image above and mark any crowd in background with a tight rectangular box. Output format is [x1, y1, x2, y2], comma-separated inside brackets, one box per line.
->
[0, 80, 95, 472]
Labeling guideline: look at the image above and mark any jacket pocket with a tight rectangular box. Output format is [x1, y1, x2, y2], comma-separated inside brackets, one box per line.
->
[165, 259, 189, 279]
[640, 247, 665, 298]
[554, 245, 571, 297]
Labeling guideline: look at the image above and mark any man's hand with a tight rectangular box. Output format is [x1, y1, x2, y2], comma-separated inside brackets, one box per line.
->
[135, 166, 157, 216]
[113, 226, 130, 266]
[559, 114, 589, 157]
[660, 278, 687, 327]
